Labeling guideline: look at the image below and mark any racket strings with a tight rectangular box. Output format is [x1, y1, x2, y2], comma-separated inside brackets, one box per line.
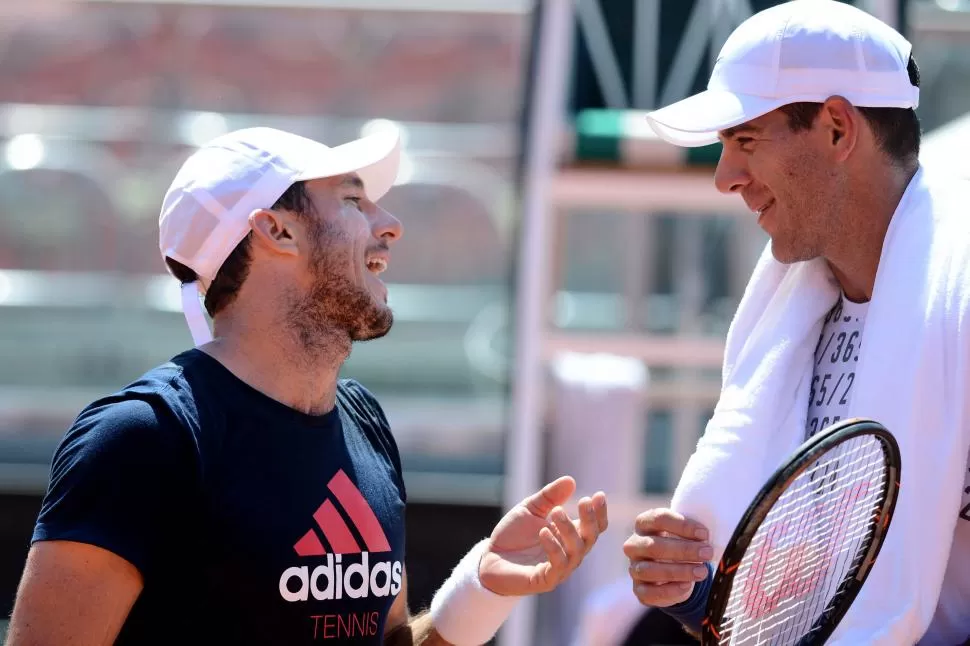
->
[725, 505, 880, 644]
[732, 454, 883, 605]
[722, 508, 880, 643]
[722, 442, 883, 643]
[733, 502, 877, 604]
[717, 435, 887, 645]
[724, 477, 883, 642]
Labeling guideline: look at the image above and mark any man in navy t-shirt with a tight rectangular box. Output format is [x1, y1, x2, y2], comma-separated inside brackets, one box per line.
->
[35, 354, 408, 644]
[7, 126, 609, 645]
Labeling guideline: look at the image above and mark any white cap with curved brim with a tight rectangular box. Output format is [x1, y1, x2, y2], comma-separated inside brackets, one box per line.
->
[158, 124, 402, 345]
[645, 0, 920, 148]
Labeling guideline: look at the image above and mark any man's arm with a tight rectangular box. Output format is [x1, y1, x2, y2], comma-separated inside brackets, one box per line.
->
[383, 569, 452, 646]
[5, 541, 143, 646]
[6, 397, 194, 646]
[384, 477, 608, 646]
[384, 612, 445, 646]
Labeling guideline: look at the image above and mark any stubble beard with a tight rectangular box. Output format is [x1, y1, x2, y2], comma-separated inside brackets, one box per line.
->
[283, 231, 394, 360]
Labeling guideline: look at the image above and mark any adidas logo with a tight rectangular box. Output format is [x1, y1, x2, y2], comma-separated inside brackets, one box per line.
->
[292, 469, 391, 556]
[279, 470, 403, 603]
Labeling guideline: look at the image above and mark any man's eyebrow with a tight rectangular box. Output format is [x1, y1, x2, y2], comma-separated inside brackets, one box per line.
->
[719, 124, 762, 140]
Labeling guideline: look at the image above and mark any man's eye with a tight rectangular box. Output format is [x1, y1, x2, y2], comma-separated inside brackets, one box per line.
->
[736, 137, 754, 146]
[344, 196, 362, 207]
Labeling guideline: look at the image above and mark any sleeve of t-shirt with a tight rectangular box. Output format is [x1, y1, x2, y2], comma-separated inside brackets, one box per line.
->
[32, 394, 194, 578]
[340, 380, 407, 505]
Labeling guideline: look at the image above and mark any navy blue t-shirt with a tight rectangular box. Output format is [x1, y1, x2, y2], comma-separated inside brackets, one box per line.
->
[32, 349, 407, 644]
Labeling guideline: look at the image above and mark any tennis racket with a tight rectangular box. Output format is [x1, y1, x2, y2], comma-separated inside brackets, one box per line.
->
[701, 417, 901, 646]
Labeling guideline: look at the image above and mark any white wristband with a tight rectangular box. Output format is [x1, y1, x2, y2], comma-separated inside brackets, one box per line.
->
[429, 538, 523, 646]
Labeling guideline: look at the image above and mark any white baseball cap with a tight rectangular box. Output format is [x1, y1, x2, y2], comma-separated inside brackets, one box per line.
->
[159, 124, 402, 345]
[646, 0, 920, 147]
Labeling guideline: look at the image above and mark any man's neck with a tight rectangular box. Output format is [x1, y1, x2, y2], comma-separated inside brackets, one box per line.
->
[202, 312, 350, 416]
[825, 163, 918, 303]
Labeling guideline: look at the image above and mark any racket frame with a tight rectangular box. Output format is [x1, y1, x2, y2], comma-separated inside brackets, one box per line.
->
[701, 417, 901, 646]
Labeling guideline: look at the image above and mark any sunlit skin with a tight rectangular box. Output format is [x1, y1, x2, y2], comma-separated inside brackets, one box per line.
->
[627, 97, 920, 610]
[714, 98, 916, 303]
[202, 172, 403, 417]
[278, 174, 403, 346]
[5, 157, 611, 646]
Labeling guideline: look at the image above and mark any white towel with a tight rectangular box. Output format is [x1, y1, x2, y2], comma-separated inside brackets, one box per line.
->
[669, 166, 970, 644]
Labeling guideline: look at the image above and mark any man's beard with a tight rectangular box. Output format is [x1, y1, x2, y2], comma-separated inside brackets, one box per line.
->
[285, 234, 393, 352]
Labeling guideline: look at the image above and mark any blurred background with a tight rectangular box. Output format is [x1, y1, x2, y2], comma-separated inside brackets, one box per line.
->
[0, 0, 968, 644]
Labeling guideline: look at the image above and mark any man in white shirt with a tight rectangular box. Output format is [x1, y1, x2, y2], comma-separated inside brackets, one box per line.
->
[621, 1, 970, 643]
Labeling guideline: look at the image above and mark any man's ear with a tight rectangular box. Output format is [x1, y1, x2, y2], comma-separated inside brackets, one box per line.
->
[248, 208, 299, 257]
[819, 96, 859, 163]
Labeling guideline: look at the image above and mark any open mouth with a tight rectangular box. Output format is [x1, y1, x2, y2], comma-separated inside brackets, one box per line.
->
[366, 258, 388, 275]
[756, 200, 775, 220]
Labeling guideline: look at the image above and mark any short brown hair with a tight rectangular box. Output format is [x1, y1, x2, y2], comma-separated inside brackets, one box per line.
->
[778, 55, 922, 166]
[164, 181, 316, 317]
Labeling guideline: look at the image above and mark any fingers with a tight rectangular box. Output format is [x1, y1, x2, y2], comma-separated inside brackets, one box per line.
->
[634, 508, 709, 541]
[632, 581, 695, 607]
[623, 534, 713, 563]
[625, 508, 712, 608]
[572, 497, 598, 553]
[538, 527, 568, 573]
[534, 506, 597, 591]
[570, 492, 608, 539]
[522, 476, 576, 518]
[629, 560, 709, 585]
[550, 507, 585, 571]
[591, 491, 608, 532]
[527, 527, 570, 593]
[535, 491, 608, 590]
[493, 481, 607, 595]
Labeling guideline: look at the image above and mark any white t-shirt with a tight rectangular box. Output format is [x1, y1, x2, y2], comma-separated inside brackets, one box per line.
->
[806, 295, 868, 439]
[807, 294, 970, 644]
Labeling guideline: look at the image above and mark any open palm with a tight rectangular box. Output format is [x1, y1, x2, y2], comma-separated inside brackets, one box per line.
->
[479, 476, 608, 596]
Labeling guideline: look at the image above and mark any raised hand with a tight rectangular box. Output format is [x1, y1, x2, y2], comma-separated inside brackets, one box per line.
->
[478, 476, 608, 596]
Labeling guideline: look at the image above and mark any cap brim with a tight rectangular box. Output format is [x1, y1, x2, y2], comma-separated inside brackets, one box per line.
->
[295, 125, 402, 202]
[646, 89, 788, 148]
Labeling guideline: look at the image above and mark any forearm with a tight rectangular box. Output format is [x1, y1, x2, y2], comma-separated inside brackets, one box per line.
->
[384, 611, 453, 646]
[388, 538, 519, 646]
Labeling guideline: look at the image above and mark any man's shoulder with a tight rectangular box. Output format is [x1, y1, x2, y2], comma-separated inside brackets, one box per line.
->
[336, 378, 386, 419]
[47, 362, 200, 484]
[901, 170, 970, 266]
[335, 379, 396, 447]
[336, 378, 406, 496]
[68, 350, 206, 442]
[911, 173, 970, 323]
[920, 170, 970, 221]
